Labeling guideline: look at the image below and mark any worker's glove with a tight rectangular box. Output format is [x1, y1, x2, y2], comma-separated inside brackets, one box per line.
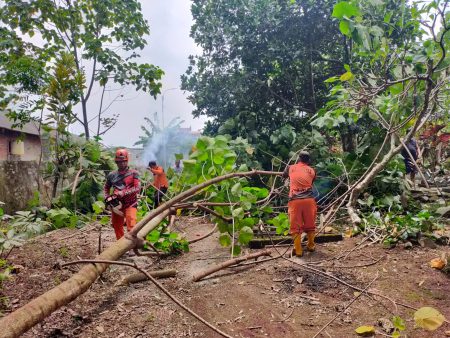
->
[105, 194, 120, 207]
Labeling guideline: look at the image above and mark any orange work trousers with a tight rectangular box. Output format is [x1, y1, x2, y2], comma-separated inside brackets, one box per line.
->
[288, 198, 317, 235]
[111, 207, 137, 240]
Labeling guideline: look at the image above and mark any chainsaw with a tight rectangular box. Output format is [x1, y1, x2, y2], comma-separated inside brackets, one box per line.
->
[104, 194, 124, 217]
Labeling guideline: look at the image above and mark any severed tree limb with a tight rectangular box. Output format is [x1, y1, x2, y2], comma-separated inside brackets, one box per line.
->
[116, 269, 177, 286]
[311, 274, 379, 338]
[188, 224, 218, 244]
[167, 214, 176, 232]
[193, 249, 272, 282]
[129, 170, 282, 238]
[194, 203, 232, 222]
[61, 260, 232, 338]
[0, 170, 283, 337]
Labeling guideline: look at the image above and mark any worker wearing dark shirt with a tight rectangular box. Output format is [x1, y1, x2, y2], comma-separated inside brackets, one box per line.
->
[401, 138, 419, 187]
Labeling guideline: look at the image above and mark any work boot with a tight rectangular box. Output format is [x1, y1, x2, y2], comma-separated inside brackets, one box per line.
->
[306, 231, 316, 252]
[292, 234, 303, 257]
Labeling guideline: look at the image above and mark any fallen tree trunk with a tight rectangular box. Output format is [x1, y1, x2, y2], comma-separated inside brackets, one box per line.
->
[116, 269, 177, 285]
[0, 170, 282, 337]
[193, 249, 272, 282]
[0, 209, 170, 338]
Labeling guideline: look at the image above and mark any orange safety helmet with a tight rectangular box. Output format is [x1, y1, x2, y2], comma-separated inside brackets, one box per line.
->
[115, 148, 129, 162]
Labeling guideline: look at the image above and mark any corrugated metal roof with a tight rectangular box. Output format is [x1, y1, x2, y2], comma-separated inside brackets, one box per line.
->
[0, 112, 40, 135]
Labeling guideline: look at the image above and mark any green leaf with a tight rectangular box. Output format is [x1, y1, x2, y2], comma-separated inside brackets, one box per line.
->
[368, 110, 379, 120]
[213, 151, 225, 164]
[231, 183, 242, 196]
[340, 71, 354, 81]
[217, 219, 229, 233]
[238, 226, 254, 245]
[414, 307, 446, 331]
[232, 245, 241, 256]
[92, 201, 105, 214]
[219, 234, 231, 247]
[232, 207, 245, 219]
[332, 2, 360, 19]
[391, 331, 400, 338]
[392, 316, 406, 331]
[240, 200, 252, 210]
[147, 230, 160, 243]
[339, 20, 351, 36]
[168, 232, 179, 239]
[355, 325, 375, 336]
[69, 215, 78, 228]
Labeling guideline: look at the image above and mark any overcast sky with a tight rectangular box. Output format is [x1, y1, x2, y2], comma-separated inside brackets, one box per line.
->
[71, 0, 205, 148]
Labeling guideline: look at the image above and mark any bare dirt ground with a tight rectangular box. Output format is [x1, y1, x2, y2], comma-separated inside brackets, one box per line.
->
[1, 217, 449, 338]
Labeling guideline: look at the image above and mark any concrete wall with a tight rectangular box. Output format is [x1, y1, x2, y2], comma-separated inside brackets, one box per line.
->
[0, 161, 50, 214]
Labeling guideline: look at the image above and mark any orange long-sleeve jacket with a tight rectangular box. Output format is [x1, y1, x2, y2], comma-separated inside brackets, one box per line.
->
[150, 166, 169, 189]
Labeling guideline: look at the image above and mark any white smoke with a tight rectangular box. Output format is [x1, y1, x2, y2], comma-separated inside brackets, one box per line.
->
[141, 125, 198, 169]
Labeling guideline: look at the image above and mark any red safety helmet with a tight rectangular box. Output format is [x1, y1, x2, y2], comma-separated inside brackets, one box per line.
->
[115, 148, 129, 162]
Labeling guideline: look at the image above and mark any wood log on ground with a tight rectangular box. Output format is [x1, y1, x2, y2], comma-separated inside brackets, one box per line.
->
[116, 269, 177, 285]
[248, 233, 343, 249]
[192, 249, 272, 282]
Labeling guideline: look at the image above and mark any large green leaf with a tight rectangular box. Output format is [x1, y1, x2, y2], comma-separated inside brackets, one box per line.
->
[219, 234, 231, 247]
[238, 226, 254, 245]
[232, 207, 245, 219]
[414, 307, 446, 331]
[339, 20, 351, 36]
[231, 182, 242, 196]
[332, 2, 360, 19]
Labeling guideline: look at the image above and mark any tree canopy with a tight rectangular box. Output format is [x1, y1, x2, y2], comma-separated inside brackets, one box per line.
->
[0, 0, 164, 138]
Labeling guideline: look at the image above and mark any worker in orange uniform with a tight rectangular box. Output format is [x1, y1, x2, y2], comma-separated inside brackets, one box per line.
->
[104, 149, 140, 240]
[283, 151, 317, 257]
[147, 160, 169, 208]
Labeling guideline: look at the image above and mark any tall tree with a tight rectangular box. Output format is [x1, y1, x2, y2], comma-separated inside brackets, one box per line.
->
[182, 0, 346, 163]
[0, 0, 163, 138]
[311, 0, 449, 223]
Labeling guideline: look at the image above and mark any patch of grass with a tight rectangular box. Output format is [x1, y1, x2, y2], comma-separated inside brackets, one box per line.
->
[145, 312, 155, 322]
[0, 295, 9, 308]
[59, 247, 69, 258]
[53, 276, 61, 286]
[405, 291, 422, 302]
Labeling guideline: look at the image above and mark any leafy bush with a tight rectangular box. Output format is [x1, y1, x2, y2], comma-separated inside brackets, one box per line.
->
[53, 140, 115, 213]
[146, 225, 189, 254]
[170, 135, 283, 255]
[268, 213, 289, 236]
[362, 209, 443, 247]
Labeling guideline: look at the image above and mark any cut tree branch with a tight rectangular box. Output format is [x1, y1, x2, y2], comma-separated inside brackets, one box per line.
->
[61, 260, 232, 338]
[193, 249, 272, 282]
